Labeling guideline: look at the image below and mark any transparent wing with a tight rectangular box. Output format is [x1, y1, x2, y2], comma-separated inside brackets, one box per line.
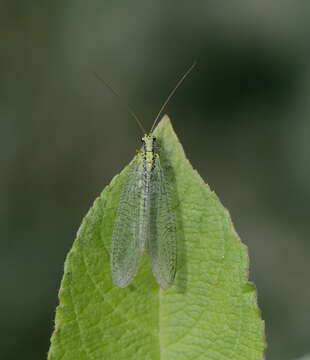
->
[148, 155, 177, 289]
[111, 157, 145, 288]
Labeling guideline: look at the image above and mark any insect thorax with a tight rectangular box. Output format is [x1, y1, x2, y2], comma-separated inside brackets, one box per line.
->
[142, 134, 157, 171]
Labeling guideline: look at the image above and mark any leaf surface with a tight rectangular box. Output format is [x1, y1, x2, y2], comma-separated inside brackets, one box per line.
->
[48, 116, 265, 360]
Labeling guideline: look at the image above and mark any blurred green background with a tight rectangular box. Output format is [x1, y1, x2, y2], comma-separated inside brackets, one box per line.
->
[1, 2, 309, 359]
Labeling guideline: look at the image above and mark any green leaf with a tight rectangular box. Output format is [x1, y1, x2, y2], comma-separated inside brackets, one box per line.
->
[48, 116, 266, 360]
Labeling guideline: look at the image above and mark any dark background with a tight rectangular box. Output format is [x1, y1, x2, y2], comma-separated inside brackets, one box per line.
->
[1, 2, 309, 360]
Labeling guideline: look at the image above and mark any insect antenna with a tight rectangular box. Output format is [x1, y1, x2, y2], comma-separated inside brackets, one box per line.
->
[150, 61, 196, 133]
[94, 72, 146, 134]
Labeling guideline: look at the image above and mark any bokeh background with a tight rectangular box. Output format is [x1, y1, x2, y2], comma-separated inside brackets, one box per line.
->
[1, 2, 309, 359]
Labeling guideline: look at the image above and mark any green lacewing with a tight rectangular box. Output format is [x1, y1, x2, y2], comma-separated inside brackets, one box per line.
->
[111, 133, 176, 289]
[97, 62, 195, 289]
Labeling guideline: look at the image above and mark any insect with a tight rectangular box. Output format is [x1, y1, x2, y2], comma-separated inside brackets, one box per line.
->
[96, 62, 196, 289]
